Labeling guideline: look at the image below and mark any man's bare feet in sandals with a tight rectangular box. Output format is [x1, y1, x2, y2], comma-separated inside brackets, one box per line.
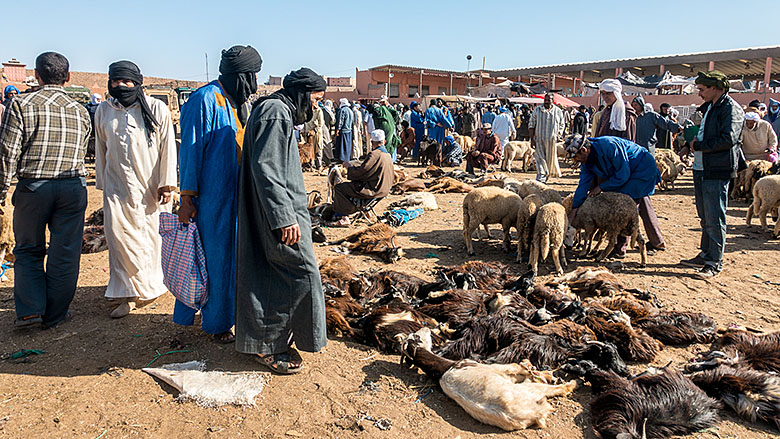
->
[255, 349, 302, 375]
[213, 330, 235, 344]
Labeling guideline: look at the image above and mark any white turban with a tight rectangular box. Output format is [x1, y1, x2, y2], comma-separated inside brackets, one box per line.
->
[644, 103, 654, 113]
[745, 112, 761, 122]
[599, 79, 626, 132]
[371, 129, 385, 142]
[339, 98, 350, 107]
[670, 108, 679, 118]
[91, 93, 102, 105]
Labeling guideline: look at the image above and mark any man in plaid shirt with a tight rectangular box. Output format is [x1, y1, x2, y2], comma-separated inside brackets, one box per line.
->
[0, 52, 90, 329]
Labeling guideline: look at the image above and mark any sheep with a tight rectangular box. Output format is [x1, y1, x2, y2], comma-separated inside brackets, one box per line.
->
[515, 194, 543, 263]
[690, 364, 780, 431]
[529, 202, 568, 274]
[401, 328, 577, 431]
[451, 134, 475, 153]
[462, 187, 522, 255]
[390, 178, 427, 194]
[654, 149, 685, 190]
[426, 177, 473, 193]
[568, 363, 722, 439]
[568, 192, 647, 266]
[501, 140, 534, 172]
[387, 192, 438, 211]
[326, 164, 348, 203]
[329, 223, 404, 263]
[746, 175, 780, 237]
[733, 159, 773, 200]
[503, 178, 548, 198]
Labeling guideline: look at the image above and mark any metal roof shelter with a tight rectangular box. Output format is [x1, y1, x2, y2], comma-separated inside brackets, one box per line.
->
[491, 46, 780, 85]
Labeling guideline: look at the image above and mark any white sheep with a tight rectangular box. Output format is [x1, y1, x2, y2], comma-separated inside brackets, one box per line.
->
[529, 202, 568, 274]
[501, 141, 534, 173]
[462, 187, 523, 255]
[655, 150, 685, 190]
[504, 179, 548, 198]
[746, 175, 780, 237]
[567, 192, 647, 266]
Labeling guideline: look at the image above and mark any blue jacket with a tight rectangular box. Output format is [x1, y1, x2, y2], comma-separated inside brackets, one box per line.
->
[572, 136, 661, 209]
[635, 111, 681, 153]
[335, 105, 354, 132]
[482, 111, 496, 125]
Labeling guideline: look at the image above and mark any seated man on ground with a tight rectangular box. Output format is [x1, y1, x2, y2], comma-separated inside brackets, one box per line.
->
[398, 120, 415, 160]
[466, 124, 501, 174]
[565, 134, 666, 256]
[741, 111, 778, 162]
[328, 129, 394, 227]
[442, 135, 463, 167]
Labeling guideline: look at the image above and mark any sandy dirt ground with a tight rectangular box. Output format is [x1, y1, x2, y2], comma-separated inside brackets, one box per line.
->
[0, 161, 779, 439]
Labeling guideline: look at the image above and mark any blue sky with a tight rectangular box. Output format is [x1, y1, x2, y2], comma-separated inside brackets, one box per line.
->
[3, 0, 776, 82]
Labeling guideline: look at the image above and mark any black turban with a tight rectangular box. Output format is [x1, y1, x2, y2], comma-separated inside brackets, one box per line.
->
[107, 60, 158, 135]
[282, 67, 327, 92]
[218, 45, 262, 125]
[255, 68, 326, 125]
[695, 70, 730, 91]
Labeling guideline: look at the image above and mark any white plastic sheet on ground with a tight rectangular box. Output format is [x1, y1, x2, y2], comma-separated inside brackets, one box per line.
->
[142, 361, 267, 407]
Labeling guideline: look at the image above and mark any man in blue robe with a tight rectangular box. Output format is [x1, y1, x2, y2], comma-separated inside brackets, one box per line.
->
[176, 45, 262, 343]
[425, 99, 454, 145]
[409, 101, 426, 160]
[566, 134, 666, 256]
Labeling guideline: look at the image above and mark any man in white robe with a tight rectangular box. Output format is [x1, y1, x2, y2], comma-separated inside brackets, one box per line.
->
[529, 93, 565, 182]
[352, 102, 364, 160]
[95, 61, 178, 318]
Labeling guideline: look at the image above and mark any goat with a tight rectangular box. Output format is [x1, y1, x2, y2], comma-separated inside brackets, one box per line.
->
[435, 261, 514, 291]
[417, 289, 490, 332]
[634, 311, 716, 345]
[390, 178, 427, 195]
[318, 256, 359, 291]
[418, 137, 442, 166]
[298, 129, 316, 171]
[688, 329, 780, 373]
[325, 295, 365, 337]
[393, 167, 408, 184]
[360, 270, 456, 306]
[418, 165, 445, 179]
[86, 207, 104, 226]
[361, 302, 437, 352]
[82, 225, 108, 254]
[549, 266, 624, 298]
[326, 165, 348, 203]
[307, 190, 323, 210]
[329, 223, 404, 263]
[580, 305, 663, 363]
[569, 363, 721, 439]
[402, 328, 576, 431]
[427, 177, 473, 193]
[690, 364, 780, 431]
[462, 187, 522, 255]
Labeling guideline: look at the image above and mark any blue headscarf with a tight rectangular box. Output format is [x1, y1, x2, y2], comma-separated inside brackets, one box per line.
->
[4, 85, 19, 99]
[769, 98, 780, 122]
[498, 107, 508, 113]
[444, 135, 454, 144]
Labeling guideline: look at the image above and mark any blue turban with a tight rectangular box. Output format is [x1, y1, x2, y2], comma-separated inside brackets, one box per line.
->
[4, 85, 19, 98]
[498, 107, 508, 113]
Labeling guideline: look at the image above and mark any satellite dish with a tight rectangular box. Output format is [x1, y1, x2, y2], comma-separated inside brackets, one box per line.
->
[389, 73, 394, 78]
[467, 55, 472, 60]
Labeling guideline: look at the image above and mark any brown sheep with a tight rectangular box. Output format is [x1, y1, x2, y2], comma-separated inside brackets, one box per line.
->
[529, 203, 568, 275]
[329, 223, 404, 263]
[462, 187, 522, 255]
[746, 175, 780, 237]
[501, 140, 534, 172]
[732, 159, 773, 200]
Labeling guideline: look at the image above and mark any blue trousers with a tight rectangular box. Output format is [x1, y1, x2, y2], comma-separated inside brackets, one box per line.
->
[13, 177, 87, 326]
[693, 171, 729, 270]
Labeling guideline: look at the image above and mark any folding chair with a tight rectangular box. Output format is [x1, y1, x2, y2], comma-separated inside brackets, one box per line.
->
[351, 197, 382, 224]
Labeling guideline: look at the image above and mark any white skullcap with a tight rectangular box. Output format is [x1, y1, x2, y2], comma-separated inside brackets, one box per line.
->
[598, 79, 626, 131]
[339, 98, 350, 107]
[644, 103, 654, 113]
[745, 112, 761, 122]
[371, 129, 385, 142]
[482, 123, 492, 129]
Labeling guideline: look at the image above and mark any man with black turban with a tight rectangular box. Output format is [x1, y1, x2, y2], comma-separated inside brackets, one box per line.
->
[176, 45, 262, 343]
[95, 61, 178, 318]
[679, 70, 744, 279]
[235, 67, 327, 374]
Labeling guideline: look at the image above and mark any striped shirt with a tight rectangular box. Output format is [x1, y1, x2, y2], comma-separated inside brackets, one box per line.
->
[529, 105, 564, 142]
[0, 85, 91, 198]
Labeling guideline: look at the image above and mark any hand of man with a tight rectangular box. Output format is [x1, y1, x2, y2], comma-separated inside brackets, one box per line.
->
[568, 207, 579, 225]
[689, 140, 696, 152]
[158, 188, 172, 204]
[588, 186, 602, 198]
[280, 223, 301, 246]
[178, 195, 197, 223]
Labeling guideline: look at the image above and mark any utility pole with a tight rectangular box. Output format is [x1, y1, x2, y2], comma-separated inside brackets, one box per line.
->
[205, 53, 209, 82]
[466, 55, 472, 94]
